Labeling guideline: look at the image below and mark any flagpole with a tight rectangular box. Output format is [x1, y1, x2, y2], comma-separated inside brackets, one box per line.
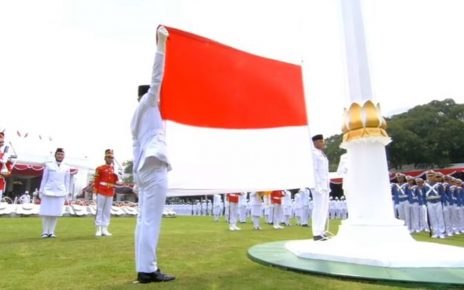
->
[338, 0, 399, 226]
[286, 0, 464, 268]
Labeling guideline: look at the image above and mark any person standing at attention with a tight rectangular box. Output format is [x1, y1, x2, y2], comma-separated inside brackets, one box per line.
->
[227, 192, 242, 231]
[93, 149, 119, 237]
[131, 26, 175, 283]
[311, 134, 331, 241]
[39, 148, 71, 238]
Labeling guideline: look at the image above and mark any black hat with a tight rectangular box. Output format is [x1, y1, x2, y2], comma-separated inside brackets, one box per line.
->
[138, 85, 150, 98]
[55, 148, 65, 153]
[312, 134, 323, 141]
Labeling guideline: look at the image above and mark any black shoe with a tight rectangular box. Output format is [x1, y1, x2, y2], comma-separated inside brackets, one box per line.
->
[301, 224, 308, 227]
[313, 235, 328, 241]
[137, 269, 175, 283]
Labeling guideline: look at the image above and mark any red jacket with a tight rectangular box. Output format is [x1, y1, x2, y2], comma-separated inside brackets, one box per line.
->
[271, 190, 285, 205]
[227, 193, 240, 203]
[93, 164, 119, 196]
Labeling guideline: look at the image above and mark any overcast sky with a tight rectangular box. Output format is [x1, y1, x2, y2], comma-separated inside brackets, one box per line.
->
[1, 0, 464, 166]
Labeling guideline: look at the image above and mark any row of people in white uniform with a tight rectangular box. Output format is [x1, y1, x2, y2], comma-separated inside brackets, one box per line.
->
[164, 192, 348, 223]
[391, 171, 464, 238]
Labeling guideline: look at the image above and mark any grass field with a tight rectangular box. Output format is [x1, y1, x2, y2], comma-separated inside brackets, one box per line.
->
[1, 216, 463, 290]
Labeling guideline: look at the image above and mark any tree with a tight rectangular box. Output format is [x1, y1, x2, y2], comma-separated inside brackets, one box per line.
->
[324, 98, 464, 170]
[123, 160, 133, 184]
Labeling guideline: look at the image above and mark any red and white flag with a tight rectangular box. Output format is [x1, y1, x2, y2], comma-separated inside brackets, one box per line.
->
[161, 27, 314, 195]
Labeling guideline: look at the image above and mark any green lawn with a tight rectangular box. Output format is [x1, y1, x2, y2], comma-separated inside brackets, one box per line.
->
[0, 216, 462, 290]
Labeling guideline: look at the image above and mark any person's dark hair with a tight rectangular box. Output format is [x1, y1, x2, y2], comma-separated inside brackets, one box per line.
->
[138, 85, 150, 101]
[312, 134, 323, 142]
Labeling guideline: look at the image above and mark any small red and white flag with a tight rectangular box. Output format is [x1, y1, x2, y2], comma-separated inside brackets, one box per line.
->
[161, 27, 314, 195]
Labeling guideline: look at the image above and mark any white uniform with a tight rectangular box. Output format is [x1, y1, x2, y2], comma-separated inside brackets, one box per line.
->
[19, 192, 31, 204]
[39, 161, 71, 236]
[238, 193, 248, 223]
[132, 51, 170, 273]
[299, 188, 310, 226]
[249, 192, 263, 229]
[282, 190, 292, 226]
[293, 193, 302, 225]
[311, 147, 330, 237]
[213, 194, 222, 221]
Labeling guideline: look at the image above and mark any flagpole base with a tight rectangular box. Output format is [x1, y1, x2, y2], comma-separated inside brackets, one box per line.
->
[248, 240, 464, 284]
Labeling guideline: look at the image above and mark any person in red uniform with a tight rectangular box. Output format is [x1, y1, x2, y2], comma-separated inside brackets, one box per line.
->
[0, 131, 13, 202]
[93, 149, 120, 236]
[227, 193, 242, 231]
[271, 190, 285, 229]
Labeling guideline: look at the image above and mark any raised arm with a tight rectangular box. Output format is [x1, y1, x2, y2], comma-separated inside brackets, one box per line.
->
[144, 26, 169, 107]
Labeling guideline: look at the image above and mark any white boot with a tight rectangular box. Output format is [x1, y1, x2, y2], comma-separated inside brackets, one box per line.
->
[95, 226, 102, 237]
[102, 226, 112, 236]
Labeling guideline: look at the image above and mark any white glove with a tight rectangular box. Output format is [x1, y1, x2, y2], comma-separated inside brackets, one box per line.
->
[157, 26, 169, 53]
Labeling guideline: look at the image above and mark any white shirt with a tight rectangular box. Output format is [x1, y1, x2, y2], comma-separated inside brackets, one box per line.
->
[250, 192, 262, 206]
[312, 148, 330, 193]
[39, 161, 71, 197]
[131, 51, 170, 173]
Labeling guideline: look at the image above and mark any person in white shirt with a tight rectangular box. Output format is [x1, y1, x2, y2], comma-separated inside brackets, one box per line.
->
[250, 191, 263, 230]
[238, 192, 248, 223]
[282, 190, 293, 226]
[298, 187, 310, 227]
[38, 148, 71, 238]
[19, 191, 31, 204]
[311, 134, 330, 241]
[212, 194, 222, 222]
[131, 26, 175, 283]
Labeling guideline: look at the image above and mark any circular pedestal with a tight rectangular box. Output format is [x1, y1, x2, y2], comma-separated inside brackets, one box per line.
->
[248, 240, 464, 285]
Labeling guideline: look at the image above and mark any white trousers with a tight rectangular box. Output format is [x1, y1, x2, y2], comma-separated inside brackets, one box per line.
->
[311, 190, 329, 236]
[95, 194, 113, 226]
[427, 202, 445, 236]
[134, 157, 167, 273]
[272, 204, 282, 226]
[409, 203, 421, 232]
[41, 216, 58, 235]
[229, 202, 238, 226]
[0, 189, 3, 201]
[300, 205, 309, 225]
[213, 206, 221, 220]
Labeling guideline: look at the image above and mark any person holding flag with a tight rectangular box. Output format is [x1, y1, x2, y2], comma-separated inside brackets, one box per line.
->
[131, 26, 175, 284]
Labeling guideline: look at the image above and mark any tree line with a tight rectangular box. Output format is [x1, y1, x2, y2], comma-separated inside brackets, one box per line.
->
[325, 98, 464, 171]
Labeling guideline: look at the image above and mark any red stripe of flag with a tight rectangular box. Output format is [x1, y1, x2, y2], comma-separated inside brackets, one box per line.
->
[160, 26, 307, 129]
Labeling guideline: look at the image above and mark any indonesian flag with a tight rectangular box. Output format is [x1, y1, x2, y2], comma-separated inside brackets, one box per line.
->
[161, 26, 314, 195]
